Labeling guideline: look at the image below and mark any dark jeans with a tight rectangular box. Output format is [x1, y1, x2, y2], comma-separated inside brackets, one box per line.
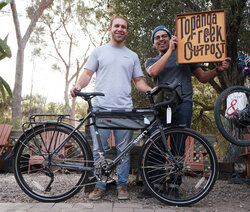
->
[161, 101, 193, 128]
[147, 101, 193, 186]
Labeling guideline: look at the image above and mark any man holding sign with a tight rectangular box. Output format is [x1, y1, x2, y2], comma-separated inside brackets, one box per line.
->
[138, 25, 231, 199]
[147, 25, 231, 124]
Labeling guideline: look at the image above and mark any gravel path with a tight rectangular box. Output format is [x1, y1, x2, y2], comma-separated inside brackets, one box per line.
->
[0, 173, 249, 211]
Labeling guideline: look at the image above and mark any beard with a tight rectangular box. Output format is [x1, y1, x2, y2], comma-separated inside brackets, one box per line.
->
[156, 43, 169, 54]
[111, 33, 127, 44]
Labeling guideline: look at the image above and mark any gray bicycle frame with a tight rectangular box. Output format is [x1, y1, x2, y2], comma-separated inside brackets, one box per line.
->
[48, 109, 182, 172]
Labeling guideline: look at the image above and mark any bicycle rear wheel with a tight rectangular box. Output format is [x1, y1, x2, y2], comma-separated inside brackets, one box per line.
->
[14, 122, 93, 202]
[140, 127, 217, 206]
[214, 86, 250, 146]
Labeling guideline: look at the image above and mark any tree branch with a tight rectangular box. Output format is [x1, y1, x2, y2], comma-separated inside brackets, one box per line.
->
[48, 23, 68, 69]
[10, 0, 22, 48]
[22, 0, 54, 47]
[193, 100, 215, 111]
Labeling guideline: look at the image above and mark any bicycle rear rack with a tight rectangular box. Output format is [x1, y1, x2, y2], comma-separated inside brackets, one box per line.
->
[22, 114, 71, 132]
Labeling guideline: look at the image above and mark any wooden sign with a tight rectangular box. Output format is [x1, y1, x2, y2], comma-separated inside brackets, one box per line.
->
[176, 10, 226, 64]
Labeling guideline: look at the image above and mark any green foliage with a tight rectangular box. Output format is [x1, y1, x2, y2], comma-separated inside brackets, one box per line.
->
[0, 0, 12, 10]
[0, 34, 12, 60]
[0, 93, 88, 126]
[0, 76, 12, 100]
[0, 34, 12, 101]
[0, 95, 12, 124]
[21, 94, 47, 122]
[100, 0, 209, 60]
[77, 0, 109, 46]
[0, 1, 13, 101]
[0, 2, 12, 59]
[192, 76, 217, 133]
[96, 0, 213, 109]
[96, 0, 249, 136]
[74, 101, 88, 120]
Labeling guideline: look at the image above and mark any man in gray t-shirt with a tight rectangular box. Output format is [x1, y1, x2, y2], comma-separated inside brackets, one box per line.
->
[70, 15, 151, 201]
[85, 43, 144, 109]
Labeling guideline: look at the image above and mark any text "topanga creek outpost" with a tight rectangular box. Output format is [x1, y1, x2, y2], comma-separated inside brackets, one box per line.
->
[176, 10, 226, 63]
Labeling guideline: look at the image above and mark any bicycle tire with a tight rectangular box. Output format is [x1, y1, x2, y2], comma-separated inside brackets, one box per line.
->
[14, 122, 93, 202]
[140, 127, 218, 206]
[214, 86, 250, 146]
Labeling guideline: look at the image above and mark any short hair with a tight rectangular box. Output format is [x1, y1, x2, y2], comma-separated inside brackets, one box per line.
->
[109, 15, 129, 29]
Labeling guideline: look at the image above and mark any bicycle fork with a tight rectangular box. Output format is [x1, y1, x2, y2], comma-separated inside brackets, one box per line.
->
[157, 124, 183, 170]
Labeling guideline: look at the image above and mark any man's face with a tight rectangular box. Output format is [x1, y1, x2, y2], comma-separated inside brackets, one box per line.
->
[109, 18, 128, 44]
[153, 30, 170, 54]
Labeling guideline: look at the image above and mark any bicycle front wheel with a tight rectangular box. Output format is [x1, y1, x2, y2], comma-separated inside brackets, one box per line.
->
[140, 127, 218, 206]
[14, 123, 93, 202]
[214, 86, 250, 146]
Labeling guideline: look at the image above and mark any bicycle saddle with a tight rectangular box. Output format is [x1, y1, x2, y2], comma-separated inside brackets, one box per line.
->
[74, 90, 104, 98]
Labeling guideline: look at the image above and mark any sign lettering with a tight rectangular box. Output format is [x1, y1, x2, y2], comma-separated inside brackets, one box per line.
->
[176, 10, 226, 63]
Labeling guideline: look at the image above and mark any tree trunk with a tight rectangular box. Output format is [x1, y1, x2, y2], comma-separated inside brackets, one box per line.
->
[64, 76, 70, 114]
[223, 144, 245, 163]
[10, 0, 54, 128]
[12, 47, 24, 126]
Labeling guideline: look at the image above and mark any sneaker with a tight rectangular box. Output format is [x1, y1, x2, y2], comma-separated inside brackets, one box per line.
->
[117, 186, 129, 200]
[137, 189, 152, 199]
[167, 184, 180, 199]
[88, 187, 105, 200]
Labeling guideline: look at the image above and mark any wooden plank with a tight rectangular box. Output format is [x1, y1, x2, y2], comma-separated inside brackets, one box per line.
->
[240, 146, 250, 179]
[0, 124, 13, 156]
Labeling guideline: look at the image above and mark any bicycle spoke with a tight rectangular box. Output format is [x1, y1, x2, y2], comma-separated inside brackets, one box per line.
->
[214, 86, 250, 146]
[14, 124, 92, 202]
[141, 127, 217, 206]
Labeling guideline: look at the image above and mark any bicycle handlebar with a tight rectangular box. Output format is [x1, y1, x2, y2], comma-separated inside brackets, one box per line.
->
[148, 79, 181, 109]
[74, 79, 181, 109]
[150, 79, 179, 96]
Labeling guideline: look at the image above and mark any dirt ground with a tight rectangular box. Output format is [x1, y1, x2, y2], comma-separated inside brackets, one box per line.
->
[0, 173, 249, 211]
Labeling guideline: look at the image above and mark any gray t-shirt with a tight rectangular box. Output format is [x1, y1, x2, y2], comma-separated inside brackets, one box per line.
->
[85, 43, 143, 109]
[145, 51, 200, 102]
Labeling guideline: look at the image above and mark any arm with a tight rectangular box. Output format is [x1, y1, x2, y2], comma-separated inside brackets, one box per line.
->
[133, 77, 152, 93]
[193, 57, 231, 83]
[147, 35, 177, 78]
[70, 69, 94, 97]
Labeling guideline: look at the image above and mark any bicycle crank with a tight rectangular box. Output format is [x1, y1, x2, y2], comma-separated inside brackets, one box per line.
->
[94, 158, 117, 184]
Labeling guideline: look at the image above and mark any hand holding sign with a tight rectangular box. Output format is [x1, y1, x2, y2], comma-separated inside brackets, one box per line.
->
[216, 57, 231, 73]
[170, 33, 178, 51]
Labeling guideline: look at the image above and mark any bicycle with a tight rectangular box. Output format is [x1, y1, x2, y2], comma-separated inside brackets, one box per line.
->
[13, 80, 218, 206]
[214, 56, 250, 146]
